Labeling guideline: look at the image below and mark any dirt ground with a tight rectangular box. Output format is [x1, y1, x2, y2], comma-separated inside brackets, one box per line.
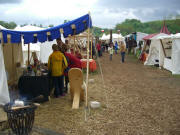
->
[34, 52, 180, 135]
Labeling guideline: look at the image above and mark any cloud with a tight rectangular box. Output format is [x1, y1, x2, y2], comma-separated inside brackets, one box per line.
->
[94, 0, 180, 26]
[0, 0, 22, 4]
[91, 8, 139, 28]
[0, 0, 180, 28]
[97, 0, 180, 9]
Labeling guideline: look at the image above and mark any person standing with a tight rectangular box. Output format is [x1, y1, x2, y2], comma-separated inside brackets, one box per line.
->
[60, 44, 82, 93]
[114, 41, 118, 54]
[96, 41, 101, 57]
[128, 38, 133, 54]
[109, 42, 114, 61]
[48, 44, 68, 98]
[120, 41, 126, 63]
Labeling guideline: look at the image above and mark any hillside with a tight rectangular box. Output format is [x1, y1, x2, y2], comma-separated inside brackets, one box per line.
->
[93, 19, 180, 37]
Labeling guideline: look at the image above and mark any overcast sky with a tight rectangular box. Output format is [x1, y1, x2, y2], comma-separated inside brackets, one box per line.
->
[0, 0, 180, 28]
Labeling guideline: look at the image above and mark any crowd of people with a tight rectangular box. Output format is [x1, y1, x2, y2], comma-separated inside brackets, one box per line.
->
[95, 40, 126, 63]
[48, 38, 82, 98]
[48, 38, 131, 98]
[125, 37, 137, 54]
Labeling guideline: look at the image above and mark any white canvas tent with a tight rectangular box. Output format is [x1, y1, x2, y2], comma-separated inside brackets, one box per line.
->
[100, 33, 124, 42]
[101, 34, 108, 40]
[124, 32, 148, 42]
[0, 26, 23, 85]
[0, 26, 10, 105]
[136, 32, 148, 43]
[14, 25, 59, 63]
[144, 33, 180, 74]
[0, 25, 6, 29]
[144, 33, 168, 66]
[135, 32, 148, 54]
[158, 33, 180, 74]
[14, 25, 42, 64]
[0, 44, 10, 105]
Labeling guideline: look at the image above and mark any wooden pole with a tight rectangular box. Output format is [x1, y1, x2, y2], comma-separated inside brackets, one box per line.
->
[160, 39, 166, 57]
[0, 29, 2, 41]
[71, 25, 76, 55]
[73, 35, 76, 55]
[0, 30, 4, 45]
[85, 12, 91, 108]
[110, 29, 112, 43]
[91, 37, 93, 59]
[28, 43, 30, 65]
[11, 42, 15, 82]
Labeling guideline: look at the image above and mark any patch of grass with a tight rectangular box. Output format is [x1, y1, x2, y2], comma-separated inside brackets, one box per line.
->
[172, 75, 180, 78]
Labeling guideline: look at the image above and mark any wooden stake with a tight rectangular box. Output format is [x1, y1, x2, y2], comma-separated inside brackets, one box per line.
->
[12, 43, 15, 83]
[91, 37, 93, 59]
[28, 43, 30, 65]
[74, 35, 76, 55]
[85, 12, 91, 108]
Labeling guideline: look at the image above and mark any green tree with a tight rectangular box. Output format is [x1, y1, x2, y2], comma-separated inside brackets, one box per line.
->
[64, 20, 70, 23]
[8, 22, 17, 29]
[0, 21, 17, 29]
[48, 24, 54, 27]
[39, 24, 43, 28]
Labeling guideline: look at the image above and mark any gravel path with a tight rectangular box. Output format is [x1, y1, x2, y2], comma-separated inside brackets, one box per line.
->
[34, 52, 180, 135]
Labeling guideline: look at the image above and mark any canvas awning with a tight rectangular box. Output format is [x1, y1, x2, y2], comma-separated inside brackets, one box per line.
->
[143, 33, 158, 40]
[0, 14, 92, 44]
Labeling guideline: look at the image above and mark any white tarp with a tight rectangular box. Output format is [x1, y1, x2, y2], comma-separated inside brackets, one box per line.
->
[40, 33, 65, 63]
[14, 25, 42, 64]
[40, 40, 56, 63]
[0, 45, 10, 105]
[171, 39, 180, 74]
[164, 57, 172, 72]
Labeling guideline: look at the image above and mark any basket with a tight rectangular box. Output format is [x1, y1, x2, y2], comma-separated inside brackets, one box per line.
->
[3, 102, 37, 135]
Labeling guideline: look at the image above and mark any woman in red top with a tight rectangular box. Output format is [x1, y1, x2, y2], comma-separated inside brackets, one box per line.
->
[61, 44, 82, 93]
[96, 41, 101, 57]
[75, 50, 82, 59]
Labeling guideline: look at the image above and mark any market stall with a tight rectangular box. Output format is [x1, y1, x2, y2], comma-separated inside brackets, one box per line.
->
[157, 33, 180, 74]
[0, 14, 92, 103]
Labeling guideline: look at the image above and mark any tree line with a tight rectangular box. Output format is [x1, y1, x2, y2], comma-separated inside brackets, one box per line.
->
[93, 18, 180, 37]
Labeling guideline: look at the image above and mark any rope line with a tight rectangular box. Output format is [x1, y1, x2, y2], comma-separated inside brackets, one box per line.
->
[96, 52, 109, 108]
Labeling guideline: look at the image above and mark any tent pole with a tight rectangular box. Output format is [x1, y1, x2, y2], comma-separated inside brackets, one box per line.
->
[85, 12, 91, 108]
[28, 43, 30, 66]
[91, 37, 93, 59]
[71, 25, 76, 55]
[0, 30, 4, 45]
[74, 35, 76, 55]
[160, 39, 166, 57]
[11, 42, 15, 83]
